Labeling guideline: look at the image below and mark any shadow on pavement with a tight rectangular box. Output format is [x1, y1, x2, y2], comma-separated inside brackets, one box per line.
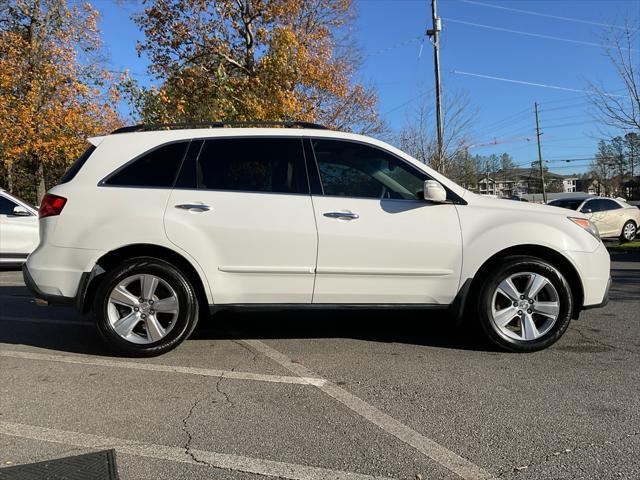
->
[0, 281, 490, 356]
[194, 307, 491, 352]
[7, 251, 637, 357]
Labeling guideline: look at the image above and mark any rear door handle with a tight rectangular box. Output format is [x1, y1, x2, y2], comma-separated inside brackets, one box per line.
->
[175, 204, 211, 212]
[323, 211, 359, 220]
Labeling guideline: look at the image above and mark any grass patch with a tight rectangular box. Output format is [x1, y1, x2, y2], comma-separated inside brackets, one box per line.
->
[607, 240, 640, 250]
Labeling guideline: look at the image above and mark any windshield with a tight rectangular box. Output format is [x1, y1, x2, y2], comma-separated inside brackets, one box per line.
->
[548, 199, 586, 210]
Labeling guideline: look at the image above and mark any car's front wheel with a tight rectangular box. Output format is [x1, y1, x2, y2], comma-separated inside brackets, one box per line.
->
[620, 220, 637, 243]
[476, 256, 573, 352]
[94, 257, 199, 357]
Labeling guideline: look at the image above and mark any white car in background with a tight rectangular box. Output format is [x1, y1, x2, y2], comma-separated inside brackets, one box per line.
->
[548, 196, 640, 243]
[0, 189, 39, 266]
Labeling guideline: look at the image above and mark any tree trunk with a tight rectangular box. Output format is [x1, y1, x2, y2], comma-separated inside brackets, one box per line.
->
[6, 162, 13, 193]
[35, 160, 46, 205]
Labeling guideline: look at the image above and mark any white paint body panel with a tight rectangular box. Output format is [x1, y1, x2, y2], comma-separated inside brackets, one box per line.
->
[164, 190, 317, 303]
[311, 197, 462, 304]
[0, 191, 39, 263]
[24, 128, 611, 310]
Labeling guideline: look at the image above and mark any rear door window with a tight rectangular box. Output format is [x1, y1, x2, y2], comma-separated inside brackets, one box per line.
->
[103, 141, 189, 188]
[197, 137, 308, 194]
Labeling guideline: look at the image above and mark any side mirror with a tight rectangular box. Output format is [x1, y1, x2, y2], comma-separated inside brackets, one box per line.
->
[423, 180, 447, 203]
[12, 206, 31, 217]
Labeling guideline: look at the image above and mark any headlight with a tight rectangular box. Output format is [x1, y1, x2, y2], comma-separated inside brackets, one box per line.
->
[568, 217, 600, 241]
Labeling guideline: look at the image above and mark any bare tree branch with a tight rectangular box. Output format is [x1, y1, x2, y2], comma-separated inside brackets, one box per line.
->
[588, 20, 640, 132]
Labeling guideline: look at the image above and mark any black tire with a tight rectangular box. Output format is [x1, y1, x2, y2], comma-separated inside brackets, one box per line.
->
[619, 220, 637, 243]
[476, 255, 573, 353]
[94, 257, 199, 357]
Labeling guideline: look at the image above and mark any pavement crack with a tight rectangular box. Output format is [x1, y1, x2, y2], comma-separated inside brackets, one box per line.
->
[496, 430, 640, 478]
[181, 397, 212, 467]
[214, 373, 234, 408]
[571, 325, 639, 355]
[232, 339, 259, 363]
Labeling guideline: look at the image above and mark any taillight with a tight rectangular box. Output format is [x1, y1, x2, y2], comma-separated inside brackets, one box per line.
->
[39, 194, 67, 218]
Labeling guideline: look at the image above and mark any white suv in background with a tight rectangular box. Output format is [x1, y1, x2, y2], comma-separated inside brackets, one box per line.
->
[24, 122, 611, 356]
[0, 189, 39, 266]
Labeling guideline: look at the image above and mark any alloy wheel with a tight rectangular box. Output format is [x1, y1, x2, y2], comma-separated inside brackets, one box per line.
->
[107, 274, 179, 344]
[623, 222, 636, 241]
[490, 272, 560, 342]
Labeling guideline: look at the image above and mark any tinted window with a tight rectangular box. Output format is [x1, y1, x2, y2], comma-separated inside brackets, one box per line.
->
[0, 196, 18, 215]
[174, 140, 203, 189]
[312, 139, 426, 200]
[197, 138, 307, 194]
[60, 145, 96, 183]
[582, 199, 622, 213]
[104, 141, 189, 187]
[548, 198, 586, 210]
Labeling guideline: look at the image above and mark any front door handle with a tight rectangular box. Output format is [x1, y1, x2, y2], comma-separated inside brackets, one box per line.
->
[323, 211, 359, 220]
[175, 203, 211, 212]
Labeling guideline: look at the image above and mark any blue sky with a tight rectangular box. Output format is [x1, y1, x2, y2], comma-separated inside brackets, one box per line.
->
[93, 0, 639, 174]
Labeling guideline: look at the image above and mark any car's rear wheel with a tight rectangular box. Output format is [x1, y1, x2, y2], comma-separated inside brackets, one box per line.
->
[620, 220, 637, 243]
[94, 257, 199, 357]
[476, 256, 573, 352]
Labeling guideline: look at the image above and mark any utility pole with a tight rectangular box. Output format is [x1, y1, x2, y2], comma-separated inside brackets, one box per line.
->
[427, 0, 443, 172]
[534, 102, 547, 203]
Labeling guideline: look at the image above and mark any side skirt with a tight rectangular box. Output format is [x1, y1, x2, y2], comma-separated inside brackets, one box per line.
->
[209, 303, 451, 315]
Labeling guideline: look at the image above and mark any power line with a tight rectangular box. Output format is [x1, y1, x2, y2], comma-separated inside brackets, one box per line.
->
[459, 0, 632, 31]
[471, 108, 533, 140]
[453, 70, 625, 96]
[382, 88, 434, 115]
[473, 113, 531, 143]
[443, 18, 639, 51]
[365, 34, 425, 58]
[542, 120, 596, 129]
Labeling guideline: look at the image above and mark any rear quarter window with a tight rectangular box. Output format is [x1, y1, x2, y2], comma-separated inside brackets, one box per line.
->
[102, 141, 189, 188]
[60, 145, 96, 184]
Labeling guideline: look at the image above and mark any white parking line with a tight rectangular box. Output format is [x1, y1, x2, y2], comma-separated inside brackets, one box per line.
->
[242, 340, 494, 480]
[0, 350, 326, 387]
[0, 421, 392, 480]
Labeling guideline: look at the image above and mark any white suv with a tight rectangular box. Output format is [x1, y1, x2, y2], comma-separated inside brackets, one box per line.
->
[24, 122, 611, 356]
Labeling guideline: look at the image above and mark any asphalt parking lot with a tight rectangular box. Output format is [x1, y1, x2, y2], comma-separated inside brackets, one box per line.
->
[0, 253, 638, 480]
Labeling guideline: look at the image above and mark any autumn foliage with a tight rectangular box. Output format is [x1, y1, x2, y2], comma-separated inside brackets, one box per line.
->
[124, 0, 383, 134]
[0, 0, 384, 203]
[0, 0, 120, 203]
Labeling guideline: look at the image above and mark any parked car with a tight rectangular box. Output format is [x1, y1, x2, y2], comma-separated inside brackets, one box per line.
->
[0, 189, 39, 266]
[24, 122, 611, 356]
[547, 196, 640, 242]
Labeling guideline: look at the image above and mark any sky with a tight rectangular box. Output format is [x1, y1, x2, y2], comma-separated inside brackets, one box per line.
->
[91, 0, 640, 175]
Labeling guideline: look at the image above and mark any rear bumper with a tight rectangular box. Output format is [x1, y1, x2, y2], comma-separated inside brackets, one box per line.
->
[23, 243, 103, 310]
[23, 263, 94, 310]
[22, 263, 74, 305]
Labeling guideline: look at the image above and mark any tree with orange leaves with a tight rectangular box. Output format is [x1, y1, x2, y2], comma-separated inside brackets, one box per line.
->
[122, 0, 384, 135]
[0, 0, 120, 204]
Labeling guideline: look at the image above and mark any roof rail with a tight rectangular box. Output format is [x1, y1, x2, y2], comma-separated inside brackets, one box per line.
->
[110, 121, 328, 134]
